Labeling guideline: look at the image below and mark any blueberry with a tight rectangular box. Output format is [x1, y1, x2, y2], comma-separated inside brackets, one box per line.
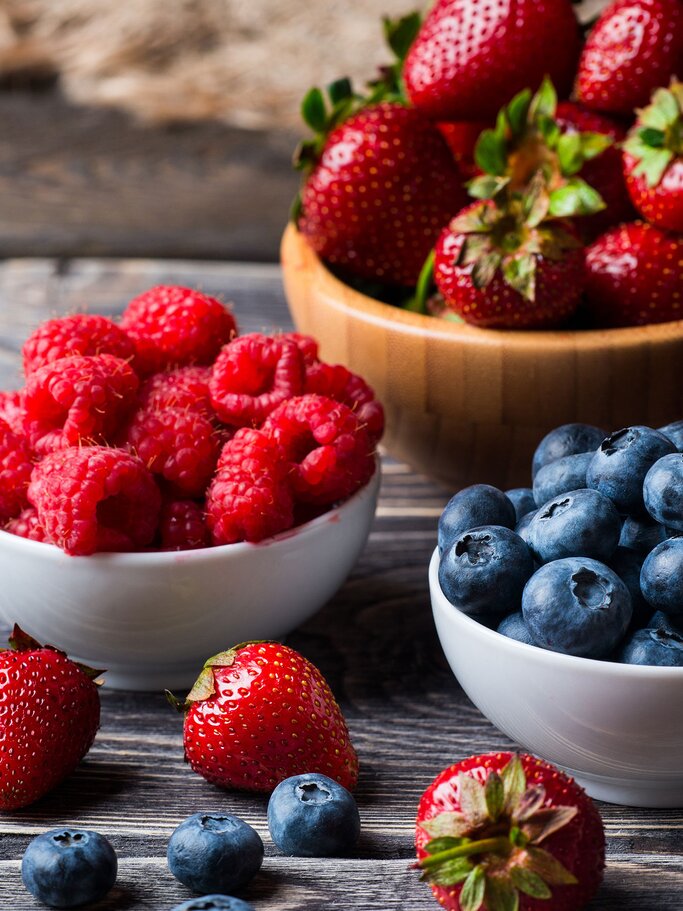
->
[267, 773, 360, 857]
[618, 627, 683, 666]
[21, 829, 117, 908]
[515, 509, 537, 546]
[619, 516, 667, 554]
[171, 898, 255, 911]
[640, 537, 683, 617]
[438, 485, 515, 553]
[528, 489, 621, 564]
[586, 426, 676, 516]
[522, 558, 632, 658]
[608, 547, 651, 629]
[532, 452, 593, 507]
[439, 526, 534, 621]
[505, 488, 536, 522]
[649, 611, 683, 635]
[167, 814, 263, 895]
[531, 423, 605, 478]
[643, 453, 683, 532]
[659, 420, 683, 451]
[497, 611, 536, 645]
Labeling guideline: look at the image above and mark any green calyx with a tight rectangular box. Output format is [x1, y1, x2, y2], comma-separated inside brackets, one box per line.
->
[2, 623, 105, 682]
[623, 80, 683, 186]
[416, 756, 579, 911]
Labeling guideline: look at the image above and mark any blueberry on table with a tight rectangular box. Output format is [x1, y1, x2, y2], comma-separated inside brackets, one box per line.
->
[619, 515, 667, 555]
[21, 829, 117, 908]
[171, 897, 255, 911]
[438, 484, 515, 553]
[497, 611, 536, 645]
[619, 628, 683, 666]
[439, 525, 534, 621]
[641, 537, 683, 617]
[504, 487, 536, 522]
[267, 773, 360, 857]
[532, 451, 593, 506]
[167, 814, 263, 895]
[528, 488, 621, 564]
[522, 557, 632, 659]
[609, 546, 651, 629]
[659, 420, 683, 451]
[644, 453, 683, 532]
[531, 423, 605, 478]
[586, 426, 676, 516]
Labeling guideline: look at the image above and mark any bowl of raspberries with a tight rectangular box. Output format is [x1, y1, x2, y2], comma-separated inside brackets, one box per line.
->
[0, 285, 383, 690]
[429, 420, 683, 808]
[282, 0, 683, 490]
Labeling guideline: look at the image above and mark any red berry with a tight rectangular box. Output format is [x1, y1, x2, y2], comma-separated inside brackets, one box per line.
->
[437, 121, 489, 179]
[263, 394, 375, 506]
[0, 390, 27, 437]
[0, 419, 34, 521]
[176, 642, 358, 793]
[22, 313, 135, 377]
[209, 334, 305, 427]
[304, 362, 384, 442]
[24, 354, 139, 455]
[28, 446, 161, 555]
[137, 366, 214, 417]
[216, 426, 287, 474]
[5, 507, 48, 543]
[159, 499, 210, 551]
[121, 285, 237, 375]
[279, 332, 319, 365]
[0, 625, 101, 811]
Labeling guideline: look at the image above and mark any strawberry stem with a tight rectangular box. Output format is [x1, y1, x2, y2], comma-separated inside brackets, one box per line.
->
[419, 835, 512, 869]
[406, 248, 435, 313]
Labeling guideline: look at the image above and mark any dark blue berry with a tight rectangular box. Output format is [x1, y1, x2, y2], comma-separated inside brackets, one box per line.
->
[649, 611, 683, 635]
[439, 526, 534, 621]
[532, 452, 593, 507]
[643, 453, 683, 532]
[528, 488, 621, 564]
[167, 814, 263, 895]
[640, 537, 683, 617]
[438, 484, 515, 553]
[531, 423, 605, 479]
[505, 488, 536, 522]
[619, 516, 667, 554]
[515, 510, 537, 546]
[659, 420, 683, 451]
[618, 627, 683, 666]
[171, 898, 255, 911]
[21, 829, 117, 908]
[586, 426, 676, 516]
[267, 773, 360, 857]
[497, 611, 536, 645]
[608, 547, 651, 629]
[522, 557, 632, 658]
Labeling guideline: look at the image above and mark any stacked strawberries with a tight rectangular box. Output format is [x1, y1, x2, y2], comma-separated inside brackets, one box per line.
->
[295, 0, 683, 330]
[0, 286, 382, 556]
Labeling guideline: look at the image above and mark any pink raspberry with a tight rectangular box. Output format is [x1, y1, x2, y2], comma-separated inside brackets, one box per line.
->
[5, 507, 49, 543]
[209, 334, 304, 427]
[22, 313, 135, 377]
[216, 427, 288, 475]
[121, 285, 237, 375]
[0, 390, 27, 437]
[137, 366, 213, 417]
[24, 354, 139, 455]
[0, 419, 34, 521]
[304, 362, 384, 442]
[159, 499, 210, 550]
[280, 332, 319, 365]
[28, 446, 160, 555]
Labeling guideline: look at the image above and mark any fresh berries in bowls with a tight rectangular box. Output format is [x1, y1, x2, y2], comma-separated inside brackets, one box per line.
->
[22, 829, 117, 908]
[527, 488, 621, 565]
[619, 626, 683, 666]
[532, 423, 607, 479]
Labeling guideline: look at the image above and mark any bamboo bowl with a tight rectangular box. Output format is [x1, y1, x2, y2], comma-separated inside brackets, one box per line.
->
[282, 224, 683, 489]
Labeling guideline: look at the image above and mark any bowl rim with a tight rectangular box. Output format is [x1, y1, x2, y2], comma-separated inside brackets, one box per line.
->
[283, 223, 683, 349]
[429, 546, 683, 678]
[0, 461, 381, 565]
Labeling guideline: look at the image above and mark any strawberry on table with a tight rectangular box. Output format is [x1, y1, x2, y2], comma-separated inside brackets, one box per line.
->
[415, 752, 605, 911]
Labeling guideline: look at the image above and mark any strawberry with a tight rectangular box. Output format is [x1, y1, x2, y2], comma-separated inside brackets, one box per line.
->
[168, 641, 358, 793]
[584, 221, 683, 327]
[403, 0, 580, 122]
[0, 625, 101, 811]
[438, 121, 490, 179]
[622, 80, 683, 232]
[576, 0, 683, 116]
[415, 752, 605, 911]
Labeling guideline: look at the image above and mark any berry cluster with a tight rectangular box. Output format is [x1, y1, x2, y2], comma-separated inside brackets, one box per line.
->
[0, 286, 382, 555]
[438, 421, 683, 667]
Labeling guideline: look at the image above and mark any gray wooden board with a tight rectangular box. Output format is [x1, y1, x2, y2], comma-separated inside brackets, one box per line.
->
[0, 259, 680, 909]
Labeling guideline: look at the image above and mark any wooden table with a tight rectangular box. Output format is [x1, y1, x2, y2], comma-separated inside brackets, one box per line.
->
[0, 259, 680, 909]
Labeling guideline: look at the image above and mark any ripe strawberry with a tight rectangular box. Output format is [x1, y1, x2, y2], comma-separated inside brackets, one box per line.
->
[438, 122, 489, 179]
[0, 626, 101, 811]
[169, 642, 358, 793]
[403, 0, 580, 122]
[576, 0, 683, 116]
[622, 81, 683, 232]
[585, 221, 683, 327]
[415, 752, 605, 911]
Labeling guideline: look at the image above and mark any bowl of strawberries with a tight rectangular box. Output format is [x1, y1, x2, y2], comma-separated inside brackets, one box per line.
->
[0, 286, 383, 690]
[282, 0, 683, 489]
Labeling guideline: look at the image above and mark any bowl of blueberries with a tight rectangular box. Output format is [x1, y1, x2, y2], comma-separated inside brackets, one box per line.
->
[429, 420, 683, 809]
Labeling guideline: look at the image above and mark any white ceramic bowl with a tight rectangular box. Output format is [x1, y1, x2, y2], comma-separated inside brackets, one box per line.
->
[0, 468, 380, 692]
[429, 548, 683, 808]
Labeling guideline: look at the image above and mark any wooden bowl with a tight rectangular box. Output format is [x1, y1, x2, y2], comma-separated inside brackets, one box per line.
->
[281, 224, 683, 489]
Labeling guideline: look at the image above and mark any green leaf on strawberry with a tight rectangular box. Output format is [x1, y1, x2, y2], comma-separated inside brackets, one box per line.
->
[623, 80, 683, 188]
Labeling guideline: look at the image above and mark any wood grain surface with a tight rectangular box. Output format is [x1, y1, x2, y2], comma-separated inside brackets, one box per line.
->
[0, 259, 680, 909]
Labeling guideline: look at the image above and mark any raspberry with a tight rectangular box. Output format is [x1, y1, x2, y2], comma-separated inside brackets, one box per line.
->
[5, 507, 48, 543]
[216, 427, 288, 475]
[22, 314, 135, 377]
[24, 355, 139, 455]
[263, 394, 375, 505]
[0, 419, 34, 521]
[121, 285, 237, 375]
[159, 499, 210, 550]
[206, 470, 294, 545]
[209, 334, 304, 427]
[137, 366, 213, 417]
[28, 446, 160, 555]
[305, 362, 385, 442]
[122, 407, 219, 497]
[0, 390, 27, 437]
[280, 332, 319, 365]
